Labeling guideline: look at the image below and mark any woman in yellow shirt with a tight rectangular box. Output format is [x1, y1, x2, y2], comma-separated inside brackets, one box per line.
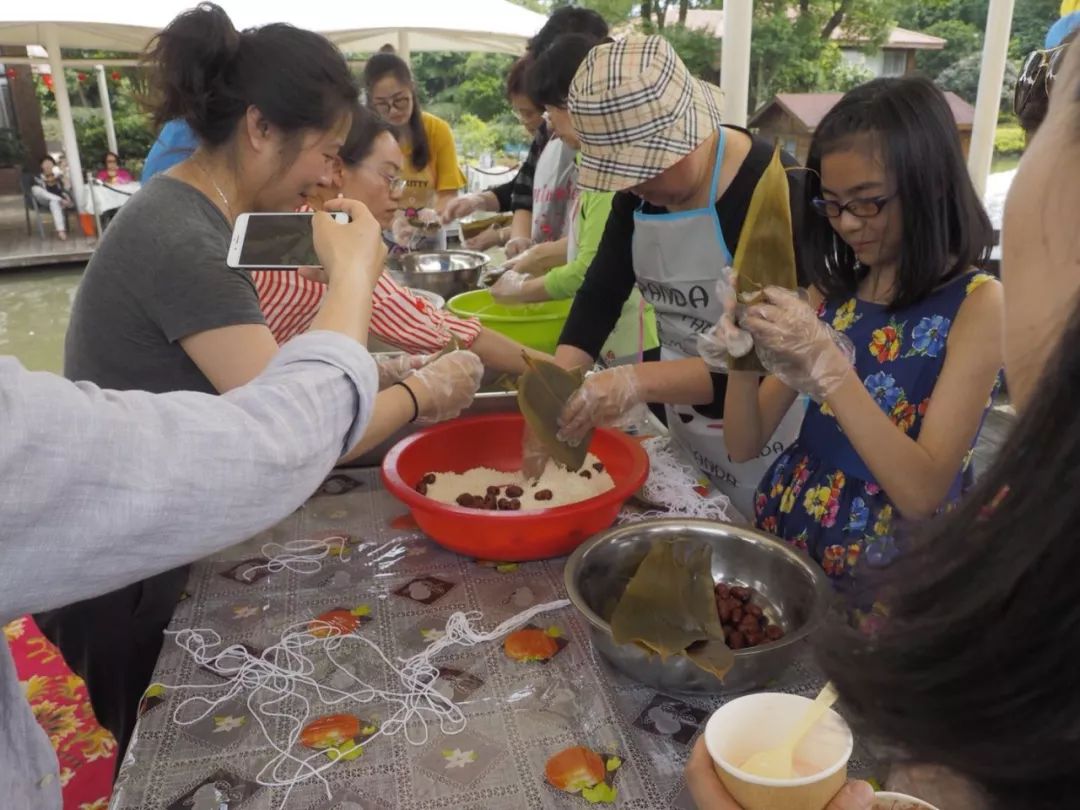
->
[364, 51, 465, 249]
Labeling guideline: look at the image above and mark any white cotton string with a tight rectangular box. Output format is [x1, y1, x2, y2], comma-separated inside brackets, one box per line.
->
[620, 436, 733, 523]
[164, 598, 570, 808]
[237, 535, 351, 581]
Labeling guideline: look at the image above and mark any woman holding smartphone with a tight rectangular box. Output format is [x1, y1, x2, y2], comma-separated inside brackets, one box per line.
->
[252, 101, 542, 374]
[42, 3, 482, 763]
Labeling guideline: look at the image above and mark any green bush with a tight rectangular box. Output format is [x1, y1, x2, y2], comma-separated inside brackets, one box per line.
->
[0, 128, 27, 168]
[454, 114, 499, 161]
[994, 124, 1026, 157]
[75, 112, 156, 174]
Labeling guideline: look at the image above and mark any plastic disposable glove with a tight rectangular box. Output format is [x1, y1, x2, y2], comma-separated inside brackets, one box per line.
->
[738, 286, 855, 401]
[441, 193, 489, 223]
[375, 353, 430, 390]
[504, 235, 533, 258]
[490, 270, 532, 304]
[408, 350, 484, 423]
[556, 365, 645, 446]
[390, 209, 440, 248]
[697, 266, 754, 369]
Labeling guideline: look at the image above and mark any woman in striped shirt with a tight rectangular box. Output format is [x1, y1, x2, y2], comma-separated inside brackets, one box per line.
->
[253, 104, 536, 373]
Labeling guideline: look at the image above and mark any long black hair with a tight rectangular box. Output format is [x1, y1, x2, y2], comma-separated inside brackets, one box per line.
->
[803, 77, 992, 309]
[363, 52, 430, 172]
[338, 101, 395, 167]
[526, 33, 608, 109]
[146, 3, 357, 152]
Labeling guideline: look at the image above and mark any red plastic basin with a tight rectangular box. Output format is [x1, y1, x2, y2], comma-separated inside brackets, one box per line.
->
[381, 413, 649, 561]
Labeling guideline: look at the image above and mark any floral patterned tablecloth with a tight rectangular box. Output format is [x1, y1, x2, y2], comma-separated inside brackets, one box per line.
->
[110, 468, 876, 810]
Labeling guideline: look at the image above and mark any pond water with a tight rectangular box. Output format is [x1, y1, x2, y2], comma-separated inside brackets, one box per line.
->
[0, 264, 83, 374]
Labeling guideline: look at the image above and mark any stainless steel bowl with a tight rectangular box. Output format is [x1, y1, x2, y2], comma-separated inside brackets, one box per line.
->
[564, 519, 831, 694]
[398, 250, 489, 299]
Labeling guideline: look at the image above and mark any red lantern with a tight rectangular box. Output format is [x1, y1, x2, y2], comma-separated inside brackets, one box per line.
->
[42, 73, 54, 90]
[5, 67, 16, 80]
[77, 72, 87, 82]
[110, 71, 121, 81]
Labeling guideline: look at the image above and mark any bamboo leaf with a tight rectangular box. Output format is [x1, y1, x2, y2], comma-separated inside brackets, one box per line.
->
[517, 354, 591, 471]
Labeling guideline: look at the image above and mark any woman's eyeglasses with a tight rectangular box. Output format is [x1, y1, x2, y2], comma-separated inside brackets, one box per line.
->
[371, 93, 411, 115]
[361, 164, 406, 194]
[1014, 44, 1067, 118]
[811, 195, 893, 219]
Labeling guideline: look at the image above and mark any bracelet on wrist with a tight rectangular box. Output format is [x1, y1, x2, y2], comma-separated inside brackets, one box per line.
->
[394, 380, 419, 423]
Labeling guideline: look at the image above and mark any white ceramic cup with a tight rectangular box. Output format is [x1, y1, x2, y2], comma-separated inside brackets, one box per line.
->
[704, 692, 854, 810]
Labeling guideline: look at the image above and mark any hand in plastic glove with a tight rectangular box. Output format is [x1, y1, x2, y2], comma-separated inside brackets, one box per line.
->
[556, 365, 644, 446]
[684, 738, 875, 810]
[464, 225, 503, 251]
[389, 211, 416, 248]
[490, 269, 533, 305]
[407, 350, 484, 423]
[504, 236, 533, 259]
[697, 266, 754, 369]
[441, 193, 489, 223]
[739, 286, 855, 401]
[375, 353, 430, 390]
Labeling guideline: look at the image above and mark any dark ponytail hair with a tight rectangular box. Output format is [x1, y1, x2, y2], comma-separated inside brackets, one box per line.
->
[363, 52, 430, 172]
[338, 101, 395, 166]
[802, 77, 992, 310]
[815, 298, 1080, 809]
[146, 3, 357, 150]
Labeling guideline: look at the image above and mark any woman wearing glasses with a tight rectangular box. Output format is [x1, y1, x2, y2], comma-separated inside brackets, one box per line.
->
[720, 77, 1002, 588]
[252, 102, 539, 373]
[363, 51, 465, 249]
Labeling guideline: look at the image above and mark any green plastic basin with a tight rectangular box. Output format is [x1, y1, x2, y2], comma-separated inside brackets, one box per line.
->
[448, 289, 570, 354]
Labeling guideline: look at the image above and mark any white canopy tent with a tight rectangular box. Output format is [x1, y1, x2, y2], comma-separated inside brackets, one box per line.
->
[0, 0, 546, 204]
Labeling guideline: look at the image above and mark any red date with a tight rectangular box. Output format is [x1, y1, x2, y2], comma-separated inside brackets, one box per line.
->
[715, 581, 785, 650]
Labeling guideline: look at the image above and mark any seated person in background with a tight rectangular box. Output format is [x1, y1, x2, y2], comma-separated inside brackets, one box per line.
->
[31, 155, 75, 241]
[252, 101, 544, 375]
[96, 150, 135, 184]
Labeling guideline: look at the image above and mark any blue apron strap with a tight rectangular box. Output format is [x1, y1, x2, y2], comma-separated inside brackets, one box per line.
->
[707, 128, 727, 201]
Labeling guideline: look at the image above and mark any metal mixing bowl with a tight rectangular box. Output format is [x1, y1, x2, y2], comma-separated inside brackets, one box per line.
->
[564, 519, 831, 694]
[397, 250, 489, 299]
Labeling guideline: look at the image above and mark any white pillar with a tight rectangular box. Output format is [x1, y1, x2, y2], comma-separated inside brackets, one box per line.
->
[720, 0, 754, 127]
[968, 0, 1016, 197]
[95, 64, 118, 155]
[41, 24, 85, 210]
[397, 30, 411, 63]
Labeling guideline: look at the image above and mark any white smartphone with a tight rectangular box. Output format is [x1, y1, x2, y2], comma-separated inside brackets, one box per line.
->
[226, 212, 348, 269]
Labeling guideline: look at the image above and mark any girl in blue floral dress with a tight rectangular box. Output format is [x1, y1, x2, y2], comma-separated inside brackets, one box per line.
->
[721, 77, 1004, 588]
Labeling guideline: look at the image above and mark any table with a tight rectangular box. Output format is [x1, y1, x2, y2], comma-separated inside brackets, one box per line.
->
[111, 468, 877, 810]
[79, 180, 141, 215]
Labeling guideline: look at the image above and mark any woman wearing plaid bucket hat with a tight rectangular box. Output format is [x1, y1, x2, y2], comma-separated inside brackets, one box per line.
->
[545, 35, 805, 517]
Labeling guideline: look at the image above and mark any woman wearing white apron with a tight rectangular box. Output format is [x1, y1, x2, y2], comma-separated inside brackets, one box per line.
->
[545, 35, 804, 518]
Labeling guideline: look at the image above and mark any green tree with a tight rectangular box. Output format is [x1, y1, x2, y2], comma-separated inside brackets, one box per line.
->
[913, 19, 982, 78]
[747, 1, 897, 111]
[936, 51, 1018, 108]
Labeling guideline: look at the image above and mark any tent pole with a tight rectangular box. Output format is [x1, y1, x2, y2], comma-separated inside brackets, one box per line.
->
[721, 0, 754, 127]
[42, 23, 86, 214]
[968, 0, 1015, 197]
[398, 31, 411, 63]
[95, 64, 118, 155]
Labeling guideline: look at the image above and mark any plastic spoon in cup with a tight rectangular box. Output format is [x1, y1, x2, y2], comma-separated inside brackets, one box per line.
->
[739, 682, 838, 779]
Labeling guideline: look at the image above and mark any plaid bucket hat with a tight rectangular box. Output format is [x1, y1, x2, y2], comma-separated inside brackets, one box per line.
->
[568, 34, 725, 192]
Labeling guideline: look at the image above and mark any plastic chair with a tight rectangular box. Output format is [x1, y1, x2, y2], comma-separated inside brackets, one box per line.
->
[21, 172, 73, 238]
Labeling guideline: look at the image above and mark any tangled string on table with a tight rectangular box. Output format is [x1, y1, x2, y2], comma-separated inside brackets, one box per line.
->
[164, 599, 570, 807]
[237, 535, 352, 581]
[618, 436, 733, 523]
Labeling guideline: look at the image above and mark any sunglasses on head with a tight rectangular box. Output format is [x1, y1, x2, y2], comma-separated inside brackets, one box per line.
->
[1014, 44, 1068, 118]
